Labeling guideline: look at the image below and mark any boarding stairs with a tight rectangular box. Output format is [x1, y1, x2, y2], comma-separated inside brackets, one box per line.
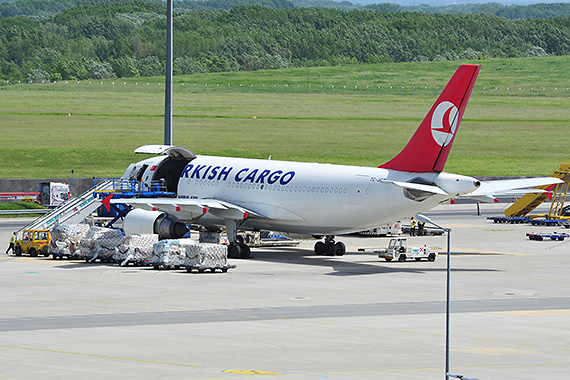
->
[504, 162, 570, 218]
[18, 178, 176, 237]
[17, 180, 114, 235]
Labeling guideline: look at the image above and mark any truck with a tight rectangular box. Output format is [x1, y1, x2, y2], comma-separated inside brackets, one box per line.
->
[359, 237, 437, 262]
[36, 182, 72, 207]
[14, 229, 51, 257]
[359, 222, 403, 237]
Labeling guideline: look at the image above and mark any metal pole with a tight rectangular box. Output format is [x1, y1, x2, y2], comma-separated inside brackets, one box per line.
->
[164, 0, 173, 146]
[445, 228, 450, 380]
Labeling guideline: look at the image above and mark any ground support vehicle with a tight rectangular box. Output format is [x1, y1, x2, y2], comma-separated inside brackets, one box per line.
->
[359, 223, 403, 237]
[14, 229, 51, 257]
[401, 225, 444, 236]
[530, 219, 564, 226]
[562, 220, 570, 229]
[37, 182, 72, 207]
[526, 232, 569, 241]
[358, 237, 438, 262]
[488, 216, 531, 224]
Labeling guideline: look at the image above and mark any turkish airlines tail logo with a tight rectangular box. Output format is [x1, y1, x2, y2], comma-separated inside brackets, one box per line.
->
[431, 101, 458, 147]
[379, 64, 480, 173]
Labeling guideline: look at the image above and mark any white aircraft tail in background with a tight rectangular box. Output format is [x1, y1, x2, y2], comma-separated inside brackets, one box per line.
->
[107, 65, 561, 258]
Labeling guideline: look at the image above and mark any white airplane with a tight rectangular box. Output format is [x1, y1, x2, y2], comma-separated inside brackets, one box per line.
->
[106, 64, 561, 258]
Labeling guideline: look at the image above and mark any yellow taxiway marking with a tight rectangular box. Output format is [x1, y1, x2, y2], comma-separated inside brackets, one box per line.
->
[313, 322, 334, 325]
[202, 311, 223, 315]
[353, 325, 375, 330]
[206, 362, 570, 379]
[223, 370, 282, 375]
[239, 315, 259, 319]
[491, 309, 570, 317]
[0, 345, 201, 368]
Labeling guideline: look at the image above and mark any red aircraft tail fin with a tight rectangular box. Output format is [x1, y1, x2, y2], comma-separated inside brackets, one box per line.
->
[379, 64, 480, 173]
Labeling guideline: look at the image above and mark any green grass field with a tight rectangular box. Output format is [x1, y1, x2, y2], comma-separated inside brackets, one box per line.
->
[1, 57, 569, 179]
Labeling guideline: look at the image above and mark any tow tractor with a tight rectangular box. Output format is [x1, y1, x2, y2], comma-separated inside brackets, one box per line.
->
[359, 237, 437, 262]
[14, 229, 51, 257]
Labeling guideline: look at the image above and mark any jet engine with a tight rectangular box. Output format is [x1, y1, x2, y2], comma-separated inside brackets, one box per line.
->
[123, 208, 188, 240]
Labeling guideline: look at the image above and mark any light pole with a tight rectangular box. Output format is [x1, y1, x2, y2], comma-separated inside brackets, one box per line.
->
[416, 213, 452, 380]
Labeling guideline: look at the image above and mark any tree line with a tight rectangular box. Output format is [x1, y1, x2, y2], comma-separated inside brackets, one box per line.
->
[1, 0, 570, 83]
[3, 0, 570, 19]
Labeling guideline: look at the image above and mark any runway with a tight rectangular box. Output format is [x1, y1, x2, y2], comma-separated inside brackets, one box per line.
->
[1, 203, 570, 379]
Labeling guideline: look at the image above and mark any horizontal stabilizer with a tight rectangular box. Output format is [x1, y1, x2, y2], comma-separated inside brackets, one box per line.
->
[468, 177, 563, 198]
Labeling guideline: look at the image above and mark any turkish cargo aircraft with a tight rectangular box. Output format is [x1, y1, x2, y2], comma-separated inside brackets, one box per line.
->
[109, 65, 561, 258]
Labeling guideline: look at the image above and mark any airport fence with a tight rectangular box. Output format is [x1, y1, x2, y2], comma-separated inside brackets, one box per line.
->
[3, 80, 570, 98]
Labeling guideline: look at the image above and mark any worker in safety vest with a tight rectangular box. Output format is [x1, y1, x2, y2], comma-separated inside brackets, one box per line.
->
[418, 220, 425, 236]
[6, 232, 16, 254]
[410, 217, 417, 236]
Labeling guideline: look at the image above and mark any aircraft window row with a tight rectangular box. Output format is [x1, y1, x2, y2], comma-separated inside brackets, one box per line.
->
[194, 180, 220, 187]
[191, 179, 349, 195]
[224, 181, 348, 194]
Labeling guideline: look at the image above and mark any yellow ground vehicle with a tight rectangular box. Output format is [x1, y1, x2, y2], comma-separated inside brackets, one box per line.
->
[14, 229, 51, 257]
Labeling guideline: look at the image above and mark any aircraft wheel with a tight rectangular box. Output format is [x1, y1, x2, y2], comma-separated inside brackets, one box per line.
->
[314, 241, 325, 255]
[228, 243, 241, 259]
[324, 242, 336, 256]
[239, 244, 251, 259]
[334, 241, 346, 256]
[428, 252, 436, 262]
[398, 254, 407, 262]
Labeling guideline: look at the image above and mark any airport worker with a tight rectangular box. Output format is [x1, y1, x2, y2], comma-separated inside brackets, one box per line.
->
[410, 217, 417, 236]
[6, 232, 16, 254]
[418, 220, 425, 236]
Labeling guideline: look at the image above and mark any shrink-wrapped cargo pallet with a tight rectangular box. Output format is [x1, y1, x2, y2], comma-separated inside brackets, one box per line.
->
[184, 243, 230, 271]
[113, 234, 159, 266]
[49, 224, 91, 259]
[80, 227, 124, 263]
[150, 239, 196, 269]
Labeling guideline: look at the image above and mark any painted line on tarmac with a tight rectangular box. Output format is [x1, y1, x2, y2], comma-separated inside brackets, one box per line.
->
[0, 344, 201, 368]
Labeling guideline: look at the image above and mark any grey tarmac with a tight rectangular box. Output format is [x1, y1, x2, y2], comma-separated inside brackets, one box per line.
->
[1, 202, 569, 380]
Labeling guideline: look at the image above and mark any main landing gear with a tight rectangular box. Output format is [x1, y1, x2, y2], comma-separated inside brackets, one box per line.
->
[314, 236, 346, 256]
[227, 237, 251, 259]
[225, 219, 251, 259]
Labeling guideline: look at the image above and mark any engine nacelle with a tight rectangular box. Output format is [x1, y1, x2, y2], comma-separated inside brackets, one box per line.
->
[123, 208, 188, 239]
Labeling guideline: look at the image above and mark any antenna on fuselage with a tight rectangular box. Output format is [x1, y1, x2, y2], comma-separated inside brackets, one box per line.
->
[164, 0, 173, 145]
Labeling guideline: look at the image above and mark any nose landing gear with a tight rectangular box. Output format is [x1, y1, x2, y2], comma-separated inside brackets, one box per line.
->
[314, 236, 346, 256]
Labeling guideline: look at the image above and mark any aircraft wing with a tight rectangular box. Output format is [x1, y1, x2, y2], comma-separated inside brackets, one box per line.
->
[110, 197, 268, 220]
[465, 177, 563, 202]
